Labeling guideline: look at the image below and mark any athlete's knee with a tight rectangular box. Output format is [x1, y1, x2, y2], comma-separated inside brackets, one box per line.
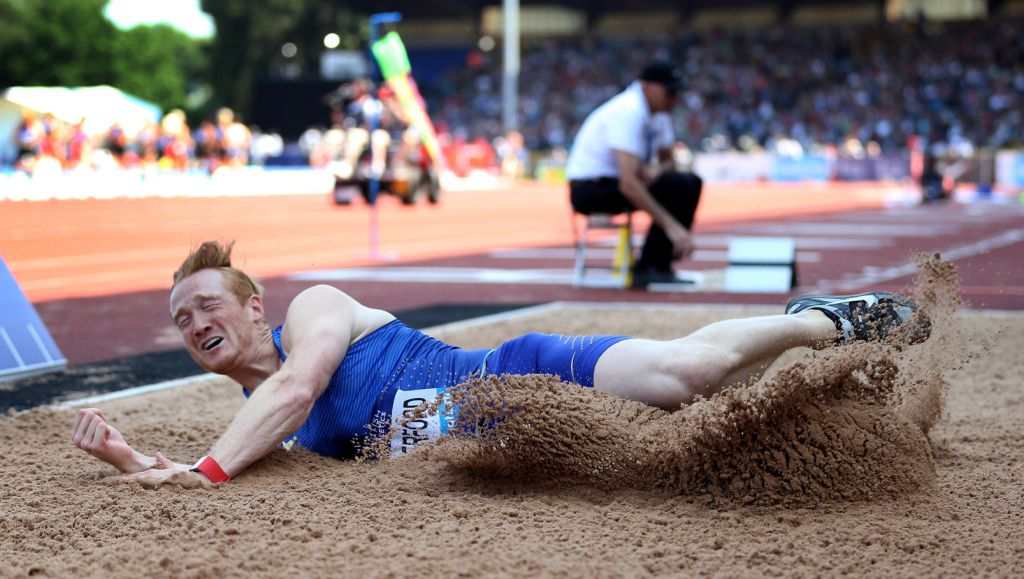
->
[655, 343, 736, 401]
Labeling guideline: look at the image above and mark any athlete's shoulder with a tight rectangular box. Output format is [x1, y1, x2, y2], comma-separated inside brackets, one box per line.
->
[294, 283, 347, 298]
[277, 286, 360, 354]
[286, 284, 394, 343]
[282, 285, 359, 330]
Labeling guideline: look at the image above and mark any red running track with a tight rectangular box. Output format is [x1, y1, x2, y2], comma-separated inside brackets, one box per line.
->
[3, 180, 1022, 365]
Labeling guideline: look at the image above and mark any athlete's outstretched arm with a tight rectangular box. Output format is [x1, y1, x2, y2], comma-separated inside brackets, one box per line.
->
[124, 285, 355, 486]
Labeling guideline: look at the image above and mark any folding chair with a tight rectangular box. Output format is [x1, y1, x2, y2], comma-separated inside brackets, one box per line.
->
[571, 212, 634, 288]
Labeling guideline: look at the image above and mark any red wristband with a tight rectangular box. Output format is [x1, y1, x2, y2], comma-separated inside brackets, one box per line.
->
[191, 455, 230, 483]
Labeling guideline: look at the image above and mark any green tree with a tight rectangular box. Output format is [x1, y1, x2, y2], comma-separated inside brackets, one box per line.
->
[0, 0, 206, 113]
[1, 0, 118, 86]
[0, 0, 31, 84]
[111, 24, 208, 111]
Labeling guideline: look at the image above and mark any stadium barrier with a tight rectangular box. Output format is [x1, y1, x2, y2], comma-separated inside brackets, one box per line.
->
[768, 154, 831, 182]
[2, 151, 1016, 200]
[538, 152, 918, 184]
[692, 152, 772, 182]
[996, 150, 1024, 189]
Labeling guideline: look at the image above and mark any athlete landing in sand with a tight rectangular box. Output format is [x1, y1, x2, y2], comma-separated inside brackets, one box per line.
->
[71, 241, 930, 486]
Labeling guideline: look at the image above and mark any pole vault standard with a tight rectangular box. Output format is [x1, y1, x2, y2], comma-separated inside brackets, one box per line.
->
[364, 11, 402, 262]
[364, 13, 448, 260]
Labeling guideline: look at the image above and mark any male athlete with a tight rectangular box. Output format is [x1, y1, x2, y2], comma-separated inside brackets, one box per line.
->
[71, 241, 930, 486]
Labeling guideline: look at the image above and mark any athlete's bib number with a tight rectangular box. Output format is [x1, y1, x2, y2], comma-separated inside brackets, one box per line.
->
[389, 388, 454, 457]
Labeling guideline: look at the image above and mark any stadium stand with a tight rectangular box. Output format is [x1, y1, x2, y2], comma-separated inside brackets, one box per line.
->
[422, 16, 1024, 157]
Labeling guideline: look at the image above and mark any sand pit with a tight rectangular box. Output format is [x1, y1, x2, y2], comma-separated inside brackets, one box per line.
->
[2, 284, 1023, 575]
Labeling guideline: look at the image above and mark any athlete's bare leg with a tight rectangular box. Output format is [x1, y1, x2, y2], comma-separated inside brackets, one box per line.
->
[594, 311, 836, 409]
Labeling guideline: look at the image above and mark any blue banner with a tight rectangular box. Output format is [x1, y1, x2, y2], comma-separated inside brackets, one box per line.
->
[1014, 155, 1024, 186]
[770, 155, 831, 182]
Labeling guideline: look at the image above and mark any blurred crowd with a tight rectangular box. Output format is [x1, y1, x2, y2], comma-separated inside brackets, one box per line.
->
[12, 107, 284, 176]
[428, 17, 1024, 157]
[9, 17, 1022, 179]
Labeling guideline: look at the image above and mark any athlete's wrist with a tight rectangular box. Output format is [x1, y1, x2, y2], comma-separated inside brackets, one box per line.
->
[126, 450, 155, 473]
[191, 455, 231, 483]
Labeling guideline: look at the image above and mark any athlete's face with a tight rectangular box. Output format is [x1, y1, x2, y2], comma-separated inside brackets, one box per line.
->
[170, 269, 263, 375]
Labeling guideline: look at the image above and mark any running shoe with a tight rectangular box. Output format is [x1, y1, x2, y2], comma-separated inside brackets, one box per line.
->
[785, 292, 931, 345]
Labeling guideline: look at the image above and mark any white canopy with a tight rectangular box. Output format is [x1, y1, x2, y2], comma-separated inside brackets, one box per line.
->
[1, 85, 162, 146]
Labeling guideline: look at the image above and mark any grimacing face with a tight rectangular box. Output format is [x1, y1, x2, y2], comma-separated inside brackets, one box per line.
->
[169, 269, 262, 374]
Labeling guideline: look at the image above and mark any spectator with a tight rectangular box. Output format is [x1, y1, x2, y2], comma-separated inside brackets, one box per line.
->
[194, 120, 223, 173]
[218, 108, 252, 169]
[495, 129, 528, 178]
[421, 18, 1024, 157]
[6, 105, 262, 175]
[158, 109, 194, 171]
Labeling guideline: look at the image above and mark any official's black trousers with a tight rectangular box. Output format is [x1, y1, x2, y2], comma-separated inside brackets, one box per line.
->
[569, 171, 703, 272]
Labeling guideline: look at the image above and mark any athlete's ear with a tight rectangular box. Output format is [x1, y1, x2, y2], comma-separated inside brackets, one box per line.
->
[247, 294, 266, 323]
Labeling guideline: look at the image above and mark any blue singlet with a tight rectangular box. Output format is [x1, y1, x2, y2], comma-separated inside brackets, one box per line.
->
[243, 319, 628, 459]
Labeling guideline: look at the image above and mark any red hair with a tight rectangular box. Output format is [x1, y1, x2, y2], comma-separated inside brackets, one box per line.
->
[172, 240, 263, 303]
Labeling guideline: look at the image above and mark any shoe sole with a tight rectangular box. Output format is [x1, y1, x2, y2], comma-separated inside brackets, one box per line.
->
[785, 291, 897, 315]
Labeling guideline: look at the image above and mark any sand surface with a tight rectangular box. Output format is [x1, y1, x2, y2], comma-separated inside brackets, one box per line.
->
[2, 281, 1023, 576]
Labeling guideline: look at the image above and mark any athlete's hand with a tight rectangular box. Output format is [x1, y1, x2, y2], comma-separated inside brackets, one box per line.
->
[71, 408, 143, 473]
[122, 453, 208, 489]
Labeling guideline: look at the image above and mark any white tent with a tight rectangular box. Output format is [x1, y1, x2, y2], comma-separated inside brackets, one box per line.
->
[0, 99, 23, 164]
[1, 85, 162, 162]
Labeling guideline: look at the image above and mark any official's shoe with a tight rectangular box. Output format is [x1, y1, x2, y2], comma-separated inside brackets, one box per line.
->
[630, 267, 682, 289]
[786, 292, 931, 345]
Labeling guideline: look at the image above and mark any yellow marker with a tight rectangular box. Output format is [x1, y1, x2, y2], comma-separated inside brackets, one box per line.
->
[612, 225, 634, 284]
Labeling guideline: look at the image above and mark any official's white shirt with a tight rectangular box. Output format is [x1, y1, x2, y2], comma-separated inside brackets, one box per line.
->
[565, 82, 675, 180]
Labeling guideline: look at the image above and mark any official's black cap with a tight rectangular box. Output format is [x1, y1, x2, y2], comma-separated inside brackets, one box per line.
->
[639, 61, 683, 91]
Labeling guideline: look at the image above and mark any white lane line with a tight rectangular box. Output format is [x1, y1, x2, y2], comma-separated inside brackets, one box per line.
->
[831, 205, 1024, 222]
[289, 267, 579, 285]
[54, 374, 219, 410]
[693, 235, 890, 249]
[6, 246, 187, 272]
[736, 222, 959, 236]
[815, 228, 1024, 292]
[489, 248, 821, 263]
[16, 269, 168, 292]
[578, 234, 890, 249]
